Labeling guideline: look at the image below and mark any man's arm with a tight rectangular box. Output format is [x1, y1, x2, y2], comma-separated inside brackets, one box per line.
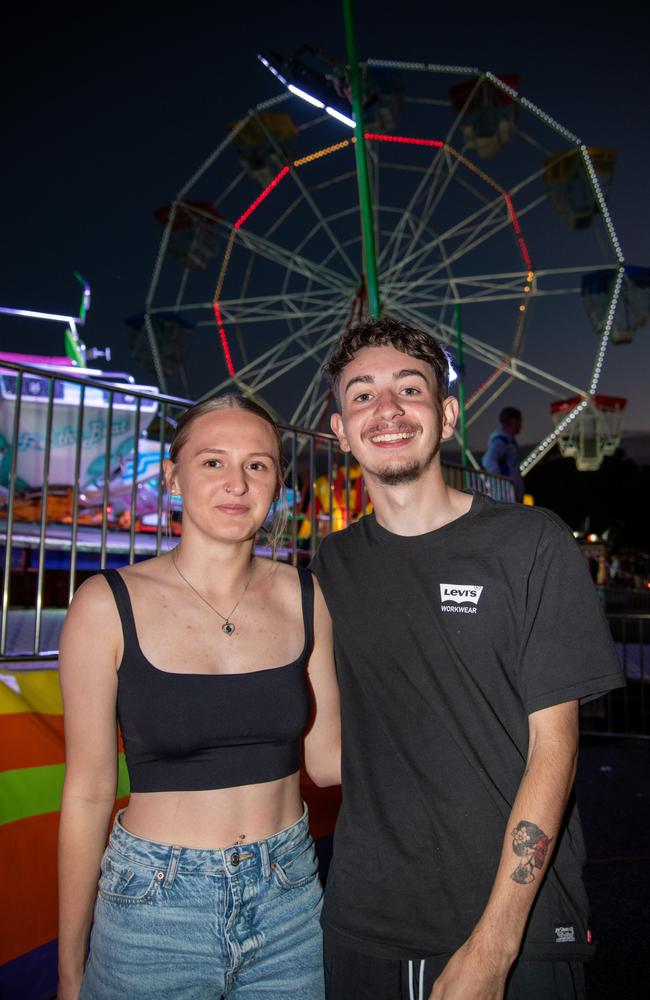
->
[429, 700, 579, 1000]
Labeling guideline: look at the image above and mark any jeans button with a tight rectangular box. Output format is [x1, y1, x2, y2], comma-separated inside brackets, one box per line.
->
[230, 852, 240, 866]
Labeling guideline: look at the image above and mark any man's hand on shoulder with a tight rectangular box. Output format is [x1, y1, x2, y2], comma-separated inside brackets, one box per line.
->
[428, 935, 512, 1000]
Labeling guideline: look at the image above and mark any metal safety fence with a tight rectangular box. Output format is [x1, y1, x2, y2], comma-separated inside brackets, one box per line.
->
[579, 614, 650, 738]
[1, 359, 511, 662]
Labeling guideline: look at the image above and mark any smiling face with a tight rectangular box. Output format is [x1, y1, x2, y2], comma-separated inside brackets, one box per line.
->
[331, 345, 458, 487]
[164, 408, 281, 544]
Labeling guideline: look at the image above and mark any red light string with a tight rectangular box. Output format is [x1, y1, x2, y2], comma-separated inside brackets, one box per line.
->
[214, 135, 534, 375]
[233, 165, 291, 230]
[212, 301, 235, 377]
[364, 133, 445, 148]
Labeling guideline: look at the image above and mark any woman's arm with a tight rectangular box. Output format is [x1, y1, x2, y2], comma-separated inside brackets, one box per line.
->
[57, 576, 122, 1000]
[303, 577, 341, 787]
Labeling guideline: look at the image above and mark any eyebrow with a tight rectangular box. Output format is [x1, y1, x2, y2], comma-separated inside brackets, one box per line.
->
[343, 368, 429, 397]
[193, 448, 277, 462]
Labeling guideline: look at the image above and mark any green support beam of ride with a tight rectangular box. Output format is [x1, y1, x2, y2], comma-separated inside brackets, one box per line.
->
[342, 0, 381, 319]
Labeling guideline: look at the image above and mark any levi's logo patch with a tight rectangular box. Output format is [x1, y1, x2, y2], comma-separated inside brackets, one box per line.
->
[553, 924, 576, 944]
[439, 583, 484, 614]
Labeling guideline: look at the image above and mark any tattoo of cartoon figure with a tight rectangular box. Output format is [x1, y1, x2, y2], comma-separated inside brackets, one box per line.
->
[510, 820, 552, 884]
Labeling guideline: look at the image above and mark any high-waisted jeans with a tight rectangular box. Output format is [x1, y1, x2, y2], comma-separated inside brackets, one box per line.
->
[80, 805, 325, 999]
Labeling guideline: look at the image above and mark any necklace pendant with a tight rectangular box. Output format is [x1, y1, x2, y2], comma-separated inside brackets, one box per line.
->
[222, 621, 235, 636]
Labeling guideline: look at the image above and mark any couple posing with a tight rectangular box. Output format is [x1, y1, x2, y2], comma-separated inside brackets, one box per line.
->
[58, 317, 623, 1000]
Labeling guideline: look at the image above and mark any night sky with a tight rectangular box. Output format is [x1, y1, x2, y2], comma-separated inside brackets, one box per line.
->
[2, 7, 649, 457]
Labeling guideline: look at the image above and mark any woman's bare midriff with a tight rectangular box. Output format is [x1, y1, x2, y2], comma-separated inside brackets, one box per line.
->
[120, 772, 303, 849]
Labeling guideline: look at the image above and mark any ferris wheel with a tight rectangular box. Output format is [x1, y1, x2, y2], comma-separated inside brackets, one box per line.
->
[142, 52, 638, 473]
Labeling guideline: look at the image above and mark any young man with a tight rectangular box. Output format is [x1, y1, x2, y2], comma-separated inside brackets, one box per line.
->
[310, 317, 624, 1000]
[482, 407, 525, 502]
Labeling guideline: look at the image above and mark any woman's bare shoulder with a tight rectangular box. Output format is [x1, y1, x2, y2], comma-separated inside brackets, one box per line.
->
[116, 552, 171, 585]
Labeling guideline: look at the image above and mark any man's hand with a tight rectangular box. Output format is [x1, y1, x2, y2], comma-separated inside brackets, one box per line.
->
[428, 937, 512, 1000]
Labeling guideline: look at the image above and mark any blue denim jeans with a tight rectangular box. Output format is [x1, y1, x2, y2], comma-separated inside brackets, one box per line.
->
[80, 806, 325, 999]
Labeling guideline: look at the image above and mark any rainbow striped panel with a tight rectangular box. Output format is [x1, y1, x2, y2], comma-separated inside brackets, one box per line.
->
[0, 667, 129, 1000]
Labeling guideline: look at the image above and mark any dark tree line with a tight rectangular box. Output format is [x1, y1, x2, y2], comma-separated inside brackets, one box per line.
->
[525, 450, 650, 554]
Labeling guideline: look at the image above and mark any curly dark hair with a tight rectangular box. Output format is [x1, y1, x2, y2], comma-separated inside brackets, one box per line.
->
[322, 316, 450, 408]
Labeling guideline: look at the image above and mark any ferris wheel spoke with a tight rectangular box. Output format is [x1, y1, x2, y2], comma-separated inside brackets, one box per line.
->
[290, 367, 333, 427]
[398, 301, 586, 399]
[247, 321, 345, 397]
[381, 149, 453, 272]
[398, 219, 514, 296]
[399, 153, 466, 266]
[242, 308, 348, 389]
[385, 267, 541, 309]
[234, 227, 352, 293]
[382, 189, 506, 283]
[380, 74, 486, 268]
[252, 109, 359, 282]
[206, 305, 347, 397]
[465, 376, 516, 426]
[216, 289, 345, 325]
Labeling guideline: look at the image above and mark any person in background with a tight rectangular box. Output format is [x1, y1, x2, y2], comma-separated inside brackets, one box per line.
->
[482, 406, 525, 501]
[311, 317, 624, 1000]
[57, 394, 340, 1000]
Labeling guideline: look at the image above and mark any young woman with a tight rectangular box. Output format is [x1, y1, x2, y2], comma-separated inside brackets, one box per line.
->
[57, 395, 340, 1000]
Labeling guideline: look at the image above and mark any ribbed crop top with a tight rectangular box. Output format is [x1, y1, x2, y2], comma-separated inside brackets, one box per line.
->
[100, 567, 314, 793]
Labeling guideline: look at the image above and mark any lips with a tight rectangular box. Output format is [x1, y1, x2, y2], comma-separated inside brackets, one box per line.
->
[216, 504, 249, 514]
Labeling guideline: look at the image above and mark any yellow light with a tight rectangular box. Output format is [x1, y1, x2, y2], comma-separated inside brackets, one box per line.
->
[524, 285, 530, 292]
[293, 139, 351, 167]
[587, 533, 599, 542]
[527, 272, 534, 282]
[519, 304, 526, 312]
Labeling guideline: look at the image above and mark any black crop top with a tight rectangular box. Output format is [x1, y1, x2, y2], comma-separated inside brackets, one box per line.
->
[101, 567, 314, 793]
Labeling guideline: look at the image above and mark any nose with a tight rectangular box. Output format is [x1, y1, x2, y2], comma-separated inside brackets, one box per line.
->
[224, 468, 248, 495]
[375, 389, 405, 421]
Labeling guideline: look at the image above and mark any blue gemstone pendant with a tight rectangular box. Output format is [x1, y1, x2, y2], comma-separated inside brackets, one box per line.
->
[222, 622, 235, 636]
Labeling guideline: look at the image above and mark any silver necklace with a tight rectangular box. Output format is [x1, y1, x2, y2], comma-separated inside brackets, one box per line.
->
[171, 551, 253, 636]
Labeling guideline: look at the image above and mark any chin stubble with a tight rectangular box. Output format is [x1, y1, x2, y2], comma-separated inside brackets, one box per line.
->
[366, 439, 441, 486]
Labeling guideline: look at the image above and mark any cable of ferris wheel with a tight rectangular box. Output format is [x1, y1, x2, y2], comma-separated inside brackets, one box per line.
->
[404, 307, 586, 398]
[246, 320, 348, 398]
[380, 190, 512, 283]
[380, 146, 453, 273]
[383, 217, 522, 304]
[376, 76, 484, 268]
[233, 230, 347, 289]
[233, 227, 351, 292]
[465, 378, 516, 428]
[211, 306, 348, 394]
[199, 306, 348, 401]
[386, 203, 533, 299]
[252, 109, 359, 282]
[398, 77, 494, 256]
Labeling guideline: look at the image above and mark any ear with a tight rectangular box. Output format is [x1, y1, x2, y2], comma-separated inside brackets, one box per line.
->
[440, 396, 459, 442]
[330, 412, 351, 453]
[163, 458, 180, 496]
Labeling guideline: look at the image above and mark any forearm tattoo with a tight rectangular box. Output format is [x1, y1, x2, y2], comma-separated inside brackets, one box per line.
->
[510, 821, 552, 884]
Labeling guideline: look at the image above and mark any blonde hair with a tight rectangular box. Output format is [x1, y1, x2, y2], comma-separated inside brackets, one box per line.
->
[168, 394, 288, 556]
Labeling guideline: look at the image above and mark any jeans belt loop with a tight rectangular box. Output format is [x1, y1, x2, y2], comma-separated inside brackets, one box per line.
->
[260, 840, 271, 881]
[164, 845, 182, 889]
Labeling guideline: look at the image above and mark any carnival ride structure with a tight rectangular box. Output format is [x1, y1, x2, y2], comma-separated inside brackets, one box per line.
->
[142, 52, 648, 475]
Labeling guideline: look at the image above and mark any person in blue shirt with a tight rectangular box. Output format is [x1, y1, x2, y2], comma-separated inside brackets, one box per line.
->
[482, 407, 525, 501]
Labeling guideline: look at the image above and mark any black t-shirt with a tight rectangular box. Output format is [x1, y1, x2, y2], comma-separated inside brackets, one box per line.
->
[310, 492, 624, 962]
